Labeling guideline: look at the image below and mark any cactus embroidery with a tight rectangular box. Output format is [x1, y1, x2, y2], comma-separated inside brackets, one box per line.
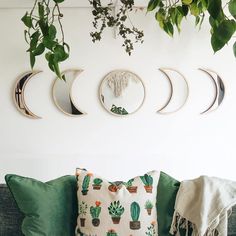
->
[124, 178, 138, 193]
[145, 221, 157, 236]
[90, 201, 102, 227]
[140, 174, 153, 193]
[108, 181, 122, 192]
[145, 200, 154, 215]
[79, 201, 88, 227]
[106, 229, 118, 236]
[93, 178, 103, 190]
[81, 173, 92, 195]
[108, 201, 125, 224]
[130, 201, 141, 230]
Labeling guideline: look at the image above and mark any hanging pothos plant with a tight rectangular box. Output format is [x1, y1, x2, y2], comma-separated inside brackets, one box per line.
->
[21, 0, 69, 80]
[22, 0, 236, 80]
[90, 0, 236, 57]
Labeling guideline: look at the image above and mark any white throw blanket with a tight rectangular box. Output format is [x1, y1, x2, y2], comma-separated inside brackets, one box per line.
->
[169, 176, 236, 236]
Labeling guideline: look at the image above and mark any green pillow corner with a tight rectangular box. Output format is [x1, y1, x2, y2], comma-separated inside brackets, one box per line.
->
[157, 171, 180, 236]
[5, 174, 78, 236]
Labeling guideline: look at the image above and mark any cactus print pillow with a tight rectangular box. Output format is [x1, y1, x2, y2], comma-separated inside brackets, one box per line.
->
[76, 169, 160, 236]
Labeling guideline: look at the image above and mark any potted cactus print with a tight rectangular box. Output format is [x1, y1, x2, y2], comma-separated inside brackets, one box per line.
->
[93, 178, 103, 190]
[145, 221, 157, 236]
[140, 174, 153, 193]
[124, 178, 137, 193]
[108, 200, 125, 224]
[90, 201, 102, 227]
[108, 182, 119, 192]
[145, 200, 154, 215]
[79, 201, 88, 227]
[106, 229, 118, 236]
[130, 202, 141, 230]
[81, 173, 92, 195]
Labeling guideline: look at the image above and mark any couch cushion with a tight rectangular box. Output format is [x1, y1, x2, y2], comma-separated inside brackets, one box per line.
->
[4, 175, 77, 236]
[157, 172, 180, 236]
[76, 169, 160, 236]
[228, 207, 236, 236]
[0, 184, 24, 236]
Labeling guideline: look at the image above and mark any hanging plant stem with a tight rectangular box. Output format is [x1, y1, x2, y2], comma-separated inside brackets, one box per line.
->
[22, 0, 70, 80]
[89, 0, 236, 58]
[89, 0, 144, 55]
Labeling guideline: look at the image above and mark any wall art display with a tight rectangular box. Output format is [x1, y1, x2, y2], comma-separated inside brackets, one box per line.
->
[99, 70, 145, 116]
[198, 69, 225, 114]
[157, 68, 189, 114]
[13, 71, 42, 119]
[52, 69, 87, 117]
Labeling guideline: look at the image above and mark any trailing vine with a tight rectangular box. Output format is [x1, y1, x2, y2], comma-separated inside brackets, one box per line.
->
[22, 0, 236, 79]
[22, 0, 69, 80]
[90, 0, 236, 57]
[89, 0, 144, 55]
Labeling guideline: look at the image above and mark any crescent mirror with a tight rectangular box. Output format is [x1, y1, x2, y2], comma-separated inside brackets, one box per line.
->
[99, 70, 145, 116]
[198, 68, 225, 114]
[52, 69, 87, 117]
[13, 71, 42, 119]
[157, 68, 189, 114]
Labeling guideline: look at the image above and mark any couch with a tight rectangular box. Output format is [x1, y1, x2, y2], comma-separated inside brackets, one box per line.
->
[1, 183, 236, 236]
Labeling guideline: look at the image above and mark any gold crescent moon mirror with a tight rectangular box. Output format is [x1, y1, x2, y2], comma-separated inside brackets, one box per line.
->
[52, 69, 87, 117]
[99, 70, 145, 116]
[157, 68, 189, 114]
[13, 71, 42, 119]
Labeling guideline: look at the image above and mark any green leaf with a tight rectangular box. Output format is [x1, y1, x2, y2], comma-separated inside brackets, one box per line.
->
[182, 0, 192, 5]
[147, 0, 161, 11]
[181, 5, 189, 16]
[229, 0, 236, 19]
[190, 3, 200, 16]
[120, 15, 127, 21]
[195, 16, 201, 26]
[155, 9, 165, 21]
[45, 52, 51, 61]
[164, 21, 174, 37]
[38, 2, 45, 20]
[53, 45, 69, 62]
[21, 12, 33, 28]
[155, 9, 165, 29]
[33, 43, 45, 56]
[200, 0, 208, 11]
[208, 0, 222, 19]
[30, 52, 35, 69]
[43, 36, 57, 50]
[30, 31, 40, 51]
[233, 41, 236, 57]
[38, 19, 49, 36]
[211, 20, 236, 52]
[49, 25, 57, 40]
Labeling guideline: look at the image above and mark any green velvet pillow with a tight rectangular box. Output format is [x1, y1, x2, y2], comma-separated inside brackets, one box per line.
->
[5, 174, 78, 236]
[157, 172, 180, 236]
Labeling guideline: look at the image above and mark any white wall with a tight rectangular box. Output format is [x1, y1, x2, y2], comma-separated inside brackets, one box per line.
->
[1, 7, 236, 183]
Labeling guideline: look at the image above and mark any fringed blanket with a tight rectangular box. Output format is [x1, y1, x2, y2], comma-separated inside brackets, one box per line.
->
[169, 176, 236, 236]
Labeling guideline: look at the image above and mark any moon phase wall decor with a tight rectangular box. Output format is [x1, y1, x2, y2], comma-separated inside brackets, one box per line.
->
[13, 68, 226, 119]
[99, 70, 145, 116]
[52, 69, 87, 117]
[198, 69, 225, 114]
[157, 68, 189, 114]
[13, 71, 42, 119]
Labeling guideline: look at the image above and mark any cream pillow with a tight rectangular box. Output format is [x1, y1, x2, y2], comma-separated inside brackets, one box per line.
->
[76, 168, 160, 236]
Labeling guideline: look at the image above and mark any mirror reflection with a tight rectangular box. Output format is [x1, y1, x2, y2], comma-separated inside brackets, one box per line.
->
[13, 71, 42, 119]
[99, 70, 145, 116]
[52, 69, 86, 116]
